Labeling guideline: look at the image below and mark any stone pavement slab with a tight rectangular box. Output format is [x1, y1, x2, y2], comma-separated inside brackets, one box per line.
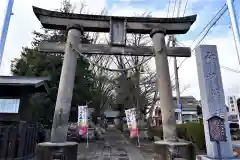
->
[77, 127, 146, 160]
[30, 128, 148, 160]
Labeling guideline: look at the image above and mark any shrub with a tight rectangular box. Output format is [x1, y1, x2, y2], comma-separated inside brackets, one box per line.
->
[150, 122, 206, 150]
[177, 122, 205, 150]
[149, 126, 163, 139]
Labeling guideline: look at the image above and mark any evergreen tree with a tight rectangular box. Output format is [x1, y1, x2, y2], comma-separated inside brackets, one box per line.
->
[11, 0, 95, 126]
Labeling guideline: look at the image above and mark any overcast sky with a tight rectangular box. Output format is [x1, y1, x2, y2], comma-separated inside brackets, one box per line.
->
[0, 0, 240, 100]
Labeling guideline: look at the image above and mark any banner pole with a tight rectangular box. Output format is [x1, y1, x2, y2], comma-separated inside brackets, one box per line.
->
[86, 105, 89, 148]
[86, 127, 89, 148]
[137, 132, 140, 147]
[136, 101, 140, 147]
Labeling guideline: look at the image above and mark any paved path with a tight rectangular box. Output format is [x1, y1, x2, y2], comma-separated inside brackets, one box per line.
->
[77, 127, 145, 160]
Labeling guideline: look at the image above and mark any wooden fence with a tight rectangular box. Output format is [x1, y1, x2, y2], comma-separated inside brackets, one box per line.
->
[0, 122, 38, 160]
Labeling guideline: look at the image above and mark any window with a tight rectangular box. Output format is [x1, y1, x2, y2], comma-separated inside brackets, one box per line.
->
[228, 115, 238, 121]
[175, 112, 178, 120]
[232, 109, 235, 112]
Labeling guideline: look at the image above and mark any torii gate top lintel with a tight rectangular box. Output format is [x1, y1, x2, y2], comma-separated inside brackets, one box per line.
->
[32, 6, 197, 35]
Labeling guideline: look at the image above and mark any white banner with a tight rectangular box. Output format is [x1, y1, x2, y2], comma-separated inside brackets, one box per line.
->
[125, 108, 138, 138]
[129, 108, 137, 129]
[78, 105, 88, 136]
[125, 109, 131, 129]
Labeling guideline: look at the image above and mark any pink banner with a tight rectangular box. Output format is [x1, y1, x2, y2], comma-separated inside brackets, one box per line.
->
[77, 126, 88, 136]
[130, 128, 139, 138]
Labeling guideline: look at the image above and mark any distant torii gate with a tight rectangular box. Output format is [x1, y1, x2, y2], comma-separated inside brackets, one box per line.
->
[33, 6, 196, 160]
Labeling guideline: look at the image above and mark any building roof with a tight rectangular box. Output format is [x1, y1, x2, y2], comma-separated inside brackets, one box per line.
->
[104, 109, 120, 118]
[0, 76, 48, 85]
[0, 76, 50, 97]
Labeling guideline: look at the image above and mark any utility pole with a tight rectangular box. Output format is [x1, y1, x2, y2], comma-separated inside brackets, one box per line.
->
[172, 36, 182, 124]
[0, 0, 14, 68]
[226, 0, 240, 66]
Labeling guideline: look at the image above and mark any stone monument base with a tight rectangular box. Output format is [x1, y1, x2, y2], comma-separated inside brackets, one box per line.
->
[36, 141, 78, 160]
[154, 140, 195, 160]
[196, 155, 238, 160]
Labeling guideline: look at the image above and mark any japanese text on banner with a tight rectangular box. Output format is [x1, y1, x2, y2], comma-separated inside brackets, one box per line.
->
[125, 109, 132, 129]
[130, 108, 138, 138]
[125, 108, 138, 138]
[78, 105, 88, 136]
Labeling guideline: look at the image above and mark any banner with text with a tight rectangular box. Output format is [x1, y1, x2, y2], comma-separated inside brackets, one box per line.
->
[78, 105, 88, 136]
[125, 108, 139, 138]
[125, 109, 131, 129]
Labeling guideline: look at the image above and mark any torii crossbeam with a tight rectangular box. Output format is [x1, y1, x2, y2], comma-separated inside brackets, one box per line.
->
[38, 42, 191, 57]
[33, 6, 197, 159]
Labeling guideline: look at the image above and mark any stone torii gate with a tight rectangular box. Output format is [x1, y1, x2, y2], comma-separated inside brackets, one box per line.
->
[33, 6, 196, 160]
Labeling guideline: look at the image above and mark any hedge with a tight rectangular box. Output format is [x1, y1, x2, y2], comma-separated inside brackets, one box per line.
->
[150, 122, 206, 150]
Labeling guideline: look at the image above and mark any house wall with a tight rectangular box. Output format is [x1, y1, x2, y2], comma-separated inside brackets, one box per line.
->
[227, 96, 239, 114]
[152, 96, 199, 126]
[226, 96, 240, 128]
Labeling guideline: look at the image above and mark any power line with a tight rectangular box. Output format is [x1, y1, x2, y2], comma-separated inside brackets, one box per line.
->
[179, 4, 227, 68]
[172, 0, 177, 17]
[176, 0, 182, 17]
[191, 4, 227, 47]
[221, 65, 240, 73]
[177, 3, 240, 74]
[172, 1, 239, 96]
[167, 0, 171, 18]
[176, 39, 240, 74]
[182, 0, 189, 16]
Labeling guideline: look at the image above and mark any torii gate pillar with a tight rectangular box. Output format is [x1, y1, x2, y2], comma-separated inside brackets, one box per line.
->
[151, 28, 177, 141]
[50, 25, 83, 143]
[151, 29, 195, 160]
[36, 25, 82, 160]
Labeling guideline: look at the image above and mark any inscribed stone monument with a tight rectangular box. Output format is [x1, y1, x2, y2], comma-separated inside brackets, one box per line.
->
[195, 45, 234, 159]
